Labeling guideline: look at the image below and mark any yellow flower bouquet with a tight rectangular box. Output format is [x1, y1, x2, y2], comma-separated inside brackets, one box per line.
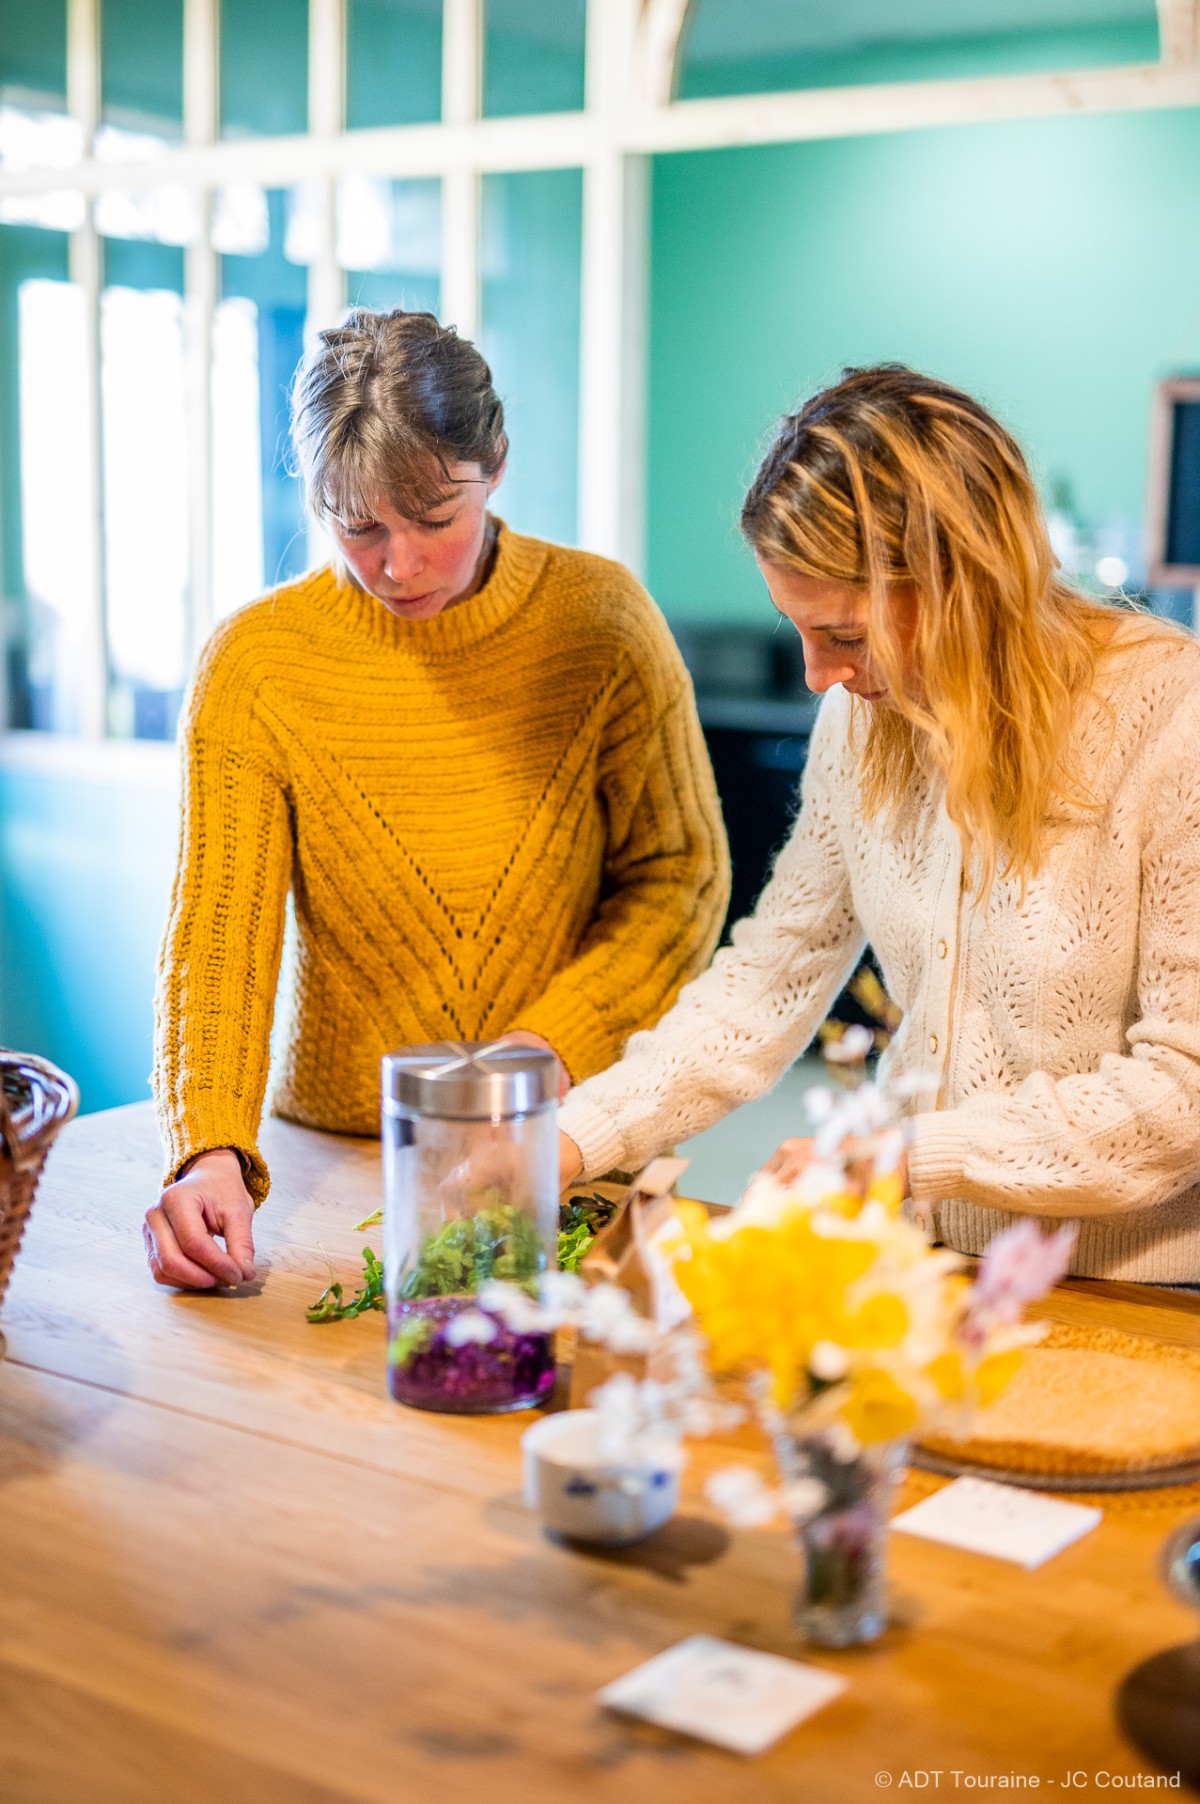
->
[665, 1165, 1052, 1449]
[653, 1071, 1074, 1645]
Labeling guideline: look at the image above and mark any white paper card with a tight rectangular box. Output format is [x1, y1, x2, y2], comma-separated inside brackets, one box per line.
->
[597, 1633, 847, 1755]
[891, 1476, 1102, 1569]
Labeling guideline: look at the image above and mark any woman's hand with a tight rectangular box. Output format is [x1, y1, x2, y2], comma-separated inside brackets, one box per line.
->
[760, 1136, 816, 1185]
[559, 1133, 583, 1191]
[440, 1118, 583, 1209]
[496, 1030, 571, 1101]
[496, 1035, 582, 1189]
[760, 1135, 911, 1199]
[143, 1148, 256, 1290]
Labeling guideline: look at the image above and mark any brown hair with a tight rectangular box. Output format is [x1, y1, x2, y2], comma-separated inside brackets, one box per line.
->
[290, 307, 507, 522]
[741, 364, 1129, 893]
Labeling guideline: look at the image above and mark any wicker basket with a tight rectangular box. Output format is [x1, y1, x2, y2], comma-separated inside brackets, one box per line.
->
[0, 1050, 79, 1313]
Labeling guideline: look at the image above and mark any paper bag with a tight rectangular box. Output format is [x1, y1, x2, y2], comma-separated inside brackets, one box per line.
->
[567, 1157, 727, 1408]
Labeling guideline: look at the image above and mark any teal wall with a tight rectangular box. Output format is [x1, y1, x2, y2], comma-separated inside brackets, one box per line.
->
[0, 754, 177, 1112]
[647, 106, 1200, 620]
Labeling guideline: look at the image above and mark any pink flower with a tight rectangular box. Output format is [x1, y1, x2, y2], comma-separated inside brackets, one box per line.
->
[965, 1220, 1077, 1337]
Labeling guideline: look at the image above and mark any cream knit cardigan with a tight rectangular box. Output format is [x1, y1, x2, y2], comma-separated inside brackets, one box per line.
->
[560, 621, 1200, 1282]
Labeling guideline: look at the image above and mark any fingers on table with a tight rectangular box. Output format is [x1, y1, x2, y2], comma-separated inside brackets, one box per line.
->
[220, 1209, 257, 1282]
[143, 1208, 220, 1289]
[146, 1195, 250, 1289]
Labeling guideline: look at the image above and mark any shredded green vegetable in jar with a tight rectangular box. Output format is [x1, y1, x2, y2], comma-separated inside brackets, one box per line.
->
[306, 1191, 620, 1323]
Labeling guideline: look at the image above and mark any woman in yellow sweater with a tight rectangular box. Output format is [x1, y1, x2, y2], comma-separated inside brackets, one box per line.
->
[144, 308, 729, 1291]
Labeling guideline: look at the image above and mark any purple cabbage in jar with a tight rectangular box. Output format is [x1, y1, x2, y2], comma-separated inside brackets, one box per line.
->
[388, 1294, 555, 1414]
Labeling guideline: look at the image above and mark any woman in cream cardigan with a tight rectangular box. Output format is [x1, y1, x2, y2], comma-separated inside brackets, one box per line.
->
[560, 363, 1200, 1283]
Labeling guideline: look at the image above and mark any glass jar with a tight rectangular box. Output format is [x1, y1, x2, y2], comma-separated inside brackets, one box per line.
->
[382, 1042, 558, 1414]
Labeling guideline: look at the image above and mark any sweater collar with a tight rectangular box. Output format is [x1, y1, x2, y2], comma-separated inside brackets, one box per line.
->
[322, 519, 549, 655]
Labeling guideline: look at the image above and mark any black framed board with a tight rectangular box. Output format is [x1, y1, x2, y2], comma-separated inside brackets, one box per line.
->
[1148, 376, 1200, 587]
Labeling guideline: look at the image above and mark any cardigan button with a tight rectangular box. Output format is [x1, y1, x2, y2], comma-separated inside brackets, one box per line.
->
[936, 939, 947, 959]
[928, 1033, 939, 1054]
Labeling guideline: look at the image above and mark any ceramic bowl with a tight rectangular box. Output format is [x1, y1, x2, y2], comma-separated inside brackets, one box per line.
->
[521, 1408, 679, 1546]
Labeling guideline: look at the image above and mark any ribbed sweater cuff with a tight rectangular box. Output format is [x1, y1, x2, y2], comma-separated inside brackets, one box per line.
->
[557, 1092, 630, 1182]
[906, 1112, 967, 1205]
[162, 1119, 271, 1206]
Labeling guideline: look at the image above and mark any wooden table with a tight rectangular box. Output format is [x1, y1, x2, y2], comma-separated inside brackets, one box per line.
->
[3, 1103, 1199, 1803]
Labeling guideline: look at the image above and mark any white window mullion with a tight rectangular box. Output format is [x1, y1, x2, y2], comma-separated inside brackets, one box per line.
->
[578, 0, 646, 569]
[184, 0, 219, 144]
[307, 0, 346, 335]
[440, 0, 482, 338]
[636, 0, 692, 109]
[66, 0, 107, 739]
[1156, 0, 1200, 65]
[578, 152, 646, 569]
[183, 0, 219, 662]
[304, 0, 346, 571]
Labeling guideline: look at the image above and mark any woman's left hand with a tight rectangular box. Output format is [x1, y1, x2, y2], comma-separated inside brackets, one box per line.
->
[760, 1136, 816, 1185]
[761, 1135, 911, 1198]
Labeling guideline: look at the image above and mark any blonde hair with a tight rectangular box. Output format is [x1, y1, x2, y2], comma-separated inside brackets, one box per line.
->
[290, 307, 506, 523]
[741, 364, 1127, 894]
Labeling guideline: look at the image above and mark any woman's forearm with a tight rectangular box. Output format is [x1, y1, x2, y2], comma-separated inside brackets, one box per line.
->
[154, 648, 293, 1203]
[558, 700, 866, 1180]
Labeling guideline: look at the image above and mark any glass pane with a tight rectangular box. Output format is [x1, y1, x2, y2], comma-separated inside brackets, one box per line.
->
[213, 187, 309, 616]
[0, 0, 77, 227]
[100, 236, 189, 740]
[220, 0, 308, 138]
[339, 175, 440, 315]
[93, 170, 200, 247]
[0, 0, 67, 108]
[0, 0, 77, 228]
[678, 0, 1160, 97]
[483, 0, 586, 117]
[481, 168, 581, 546]
[0, 226, 82, 732]
[347, 0, 442, 129]
[100, 0, 184, 136]
[0, 110, 84, 230]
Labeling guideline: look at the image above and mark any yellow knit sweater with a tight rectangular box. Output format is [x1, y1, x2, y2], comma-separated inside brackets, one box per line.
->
[154, 525, 730, 1201]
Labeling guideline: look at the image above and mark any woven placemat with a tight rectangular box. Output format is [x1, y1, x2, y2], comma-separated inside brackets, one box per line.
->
[1033, 1318, 1200, 1372]
[913, 1321, 1200, 1499]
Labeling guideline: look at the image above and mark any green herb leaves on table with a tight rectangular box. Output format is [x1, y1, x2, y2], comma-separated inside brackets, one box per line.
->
[306, 1246, 385, 1323]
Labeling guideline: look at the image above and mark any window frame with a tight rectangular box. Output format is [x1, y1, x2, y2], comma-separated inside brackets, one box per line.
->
[0, 0, 1194, 754]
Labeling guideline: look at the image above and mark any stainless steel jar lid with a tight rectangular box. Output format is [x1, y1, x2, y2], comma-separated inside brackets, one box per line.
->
[382, 1041, 557, 1120]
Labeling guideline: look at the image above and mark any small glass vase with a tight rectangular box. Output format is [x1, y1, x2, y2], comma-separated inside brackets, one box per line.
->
[776, 1428, 909, 1648]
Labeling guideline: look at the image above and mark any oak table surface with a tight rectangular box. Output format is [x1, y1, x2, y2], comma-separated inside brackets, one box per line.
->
[3, 1102, 1199, 1804]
